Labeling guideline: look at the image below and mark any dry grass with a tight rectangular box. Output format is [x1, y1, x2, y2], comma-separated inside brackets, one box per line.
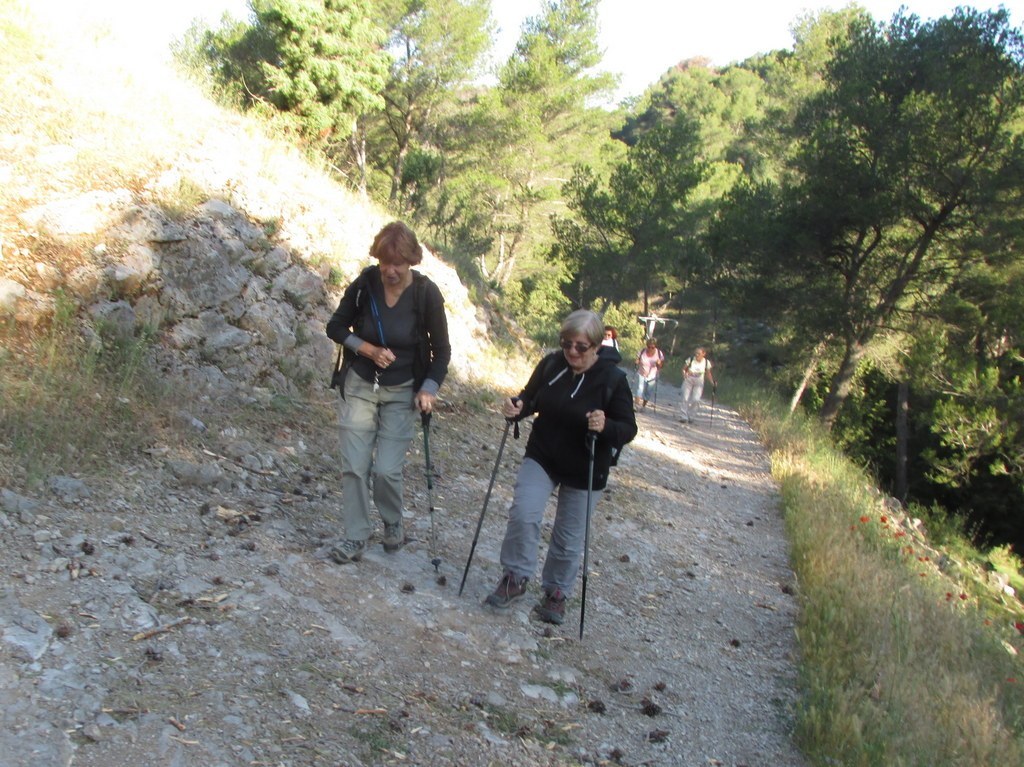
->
[735, 383, 1024, 766]
[0, 295, 172, 482]
[0, 1, 532, 486]
[0, 1, 380, 279]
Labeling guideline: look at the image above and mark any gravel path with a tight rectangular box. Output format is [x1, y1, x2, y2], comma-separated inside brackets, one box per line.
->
[0, 382, 807, 767]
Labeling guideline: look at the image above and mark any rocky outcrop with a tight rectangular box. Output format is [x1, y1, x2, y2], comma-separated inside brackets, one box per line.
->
[2, 190, 508, 404]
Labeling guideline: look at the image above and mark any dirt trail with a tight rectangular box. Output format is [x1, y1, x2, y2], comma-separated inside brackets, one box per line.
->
[1, 382, 806, 767]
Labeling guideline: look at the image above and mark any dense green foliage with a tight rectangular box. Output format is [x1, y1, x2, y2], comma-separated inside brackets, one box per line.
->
[177, 2, 1024, 547]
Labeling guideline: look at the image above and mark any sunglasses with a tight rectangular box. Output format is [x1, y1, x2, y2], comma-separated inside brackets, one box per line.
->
[559, 339, 594, 354]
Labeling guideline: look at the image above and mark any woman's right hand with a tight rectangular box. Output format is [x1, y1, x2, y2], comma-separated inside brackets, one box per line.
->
[501, 397, 523, 419]
[365, 344, 394, 368]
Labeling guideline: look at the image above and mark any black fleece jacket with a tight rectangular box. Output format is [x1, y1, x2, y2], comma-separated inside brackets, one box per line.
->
[515, 346, 637, 491]
[325, 265, 451, 394]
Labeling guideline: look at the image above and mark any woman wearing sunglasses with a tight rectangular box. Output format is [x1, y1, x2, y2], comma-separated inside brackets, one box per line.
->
[484, 310, 637, 624]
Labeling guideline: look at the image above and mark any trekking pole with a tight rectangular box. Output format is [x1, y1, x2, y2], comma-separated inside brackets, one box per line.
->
[652, 373, 659, 412]
[710, 385, 717, 428]
[421, 412, 441, 573]
[458, 405, 519, 596]
[579, 431, 597, 640]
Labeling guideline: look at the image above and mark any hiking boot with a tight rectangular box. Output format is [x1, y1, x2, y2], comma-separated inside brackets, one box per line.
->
[484, 572, 528, 609]
[533, 588, 567, 625]
[328, 539, 366, 564]
[383, 522, 405, 553]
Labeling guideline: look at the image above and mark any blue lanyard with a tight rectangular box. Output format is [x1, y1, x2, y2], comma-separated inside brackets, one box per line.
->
[366, 290, 386, 348]
[366, 289, 388, 391]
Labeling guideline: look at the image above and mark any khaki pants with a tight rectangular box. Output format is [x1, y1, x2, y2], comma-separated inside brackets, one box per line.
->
[338, 373, 416, 541]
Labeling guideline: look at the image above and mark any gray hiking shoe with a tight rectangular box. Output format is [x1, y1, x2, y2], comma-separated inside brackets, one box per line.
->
[533, 588, 567, 625]
[484, 572, 528, 608]
[382, 522, 405, 553]
[329, 539, 366, 564]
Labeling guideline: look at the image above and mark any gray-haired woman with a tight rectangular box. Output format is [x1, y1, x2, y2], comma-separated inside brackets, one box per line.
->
[485, 309, 637, 624]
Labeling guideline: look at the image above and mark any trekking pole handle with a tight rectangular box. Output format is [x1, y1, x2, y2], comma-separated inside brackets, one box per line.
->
[505, 396, 521, 438]
[421, 410, 432, 429]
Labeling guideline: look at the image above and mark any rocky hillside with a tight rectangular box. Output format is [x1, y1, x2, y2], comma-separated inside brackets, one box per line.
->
[0, 3, 527, 407]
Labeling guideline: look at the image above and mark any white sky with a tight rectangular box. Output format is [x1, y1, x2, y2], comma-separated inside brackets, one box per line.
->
[35, 0, 1024, 103]
[490, 0, 1024, 102]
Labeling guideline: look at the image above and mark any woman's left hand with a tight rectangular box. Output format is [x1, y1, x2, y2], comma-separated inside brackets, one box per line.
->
[415, 391, 436, 414]
[586, 409, 606, 433]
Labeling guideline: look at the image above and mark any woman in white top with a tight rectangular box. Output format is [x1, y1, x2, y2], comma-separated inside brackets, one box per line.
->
[680, 347, 715, 423]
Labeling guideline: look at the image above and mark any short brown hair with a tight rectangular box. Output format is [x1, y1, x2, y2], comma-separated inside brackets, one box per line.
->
[370, 221, 423, 266]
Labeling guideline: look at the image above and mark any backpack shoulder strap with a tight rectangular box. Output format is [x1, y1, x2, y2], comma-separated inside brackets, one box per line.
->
[352, 266, 377, 311]
[602, 366, 628, 466]
[541, 351, 564, 380]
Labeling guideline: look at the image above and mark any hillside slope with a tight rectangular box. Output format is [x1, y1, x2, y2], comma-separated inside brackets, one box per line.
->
[0, 6, 806, 767]
[0, 2, 525, 398]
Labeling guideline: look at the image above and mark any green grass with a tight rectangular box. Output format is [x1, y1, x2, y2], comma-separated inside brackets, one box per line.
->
[730, 379, 1024, 766]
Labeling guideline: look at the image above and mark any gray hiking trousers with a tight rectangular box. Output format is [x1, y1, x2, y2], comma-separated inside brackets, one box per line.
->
[498, 458, 603, 596]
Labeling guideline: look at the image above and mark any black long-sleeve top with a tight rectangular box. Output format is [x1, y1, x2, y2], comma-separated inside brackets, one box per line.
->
[325, 266, 451, 394]
[515, 346, 637, 490]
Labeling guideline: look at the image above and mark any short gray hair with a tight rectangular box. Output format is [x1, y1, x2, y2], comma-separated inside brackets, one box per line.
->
[560, 309, 603, 346]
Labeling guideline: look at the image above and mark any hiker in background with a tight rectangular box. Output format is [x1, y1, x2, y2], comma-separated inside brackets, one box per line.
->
[325, 221, 451, 564]
[680, 346, 715, 424]
[634, 337, 664, 409]
[601, 325, 619, 350]
[485, 309, 637, 624]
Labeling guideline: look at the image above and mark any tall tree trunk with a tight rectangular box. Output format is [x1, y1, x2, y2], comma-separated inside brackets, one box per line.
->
[789, 336, 831, 414]
[349, 126, 368, 197]
[790, 360, 817, 414]
[895, 379, 909, 502]
[389, 139, 409, 202]
[820, 338, 866, 431]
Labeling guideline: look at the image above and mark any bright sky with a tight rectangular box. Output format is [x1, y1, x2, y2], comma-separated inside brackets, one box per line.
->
[490, 0, 1024, 102]
[38, 0, 1024, 103]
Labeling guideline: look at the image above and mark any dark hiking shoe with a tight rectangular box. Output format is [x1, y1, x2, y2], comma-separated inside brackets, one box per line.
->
[382, 522, 405, 553]
[533, 589, 567, 625]
[484, 572, 528, 608]
[329, 539, 366, 564]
